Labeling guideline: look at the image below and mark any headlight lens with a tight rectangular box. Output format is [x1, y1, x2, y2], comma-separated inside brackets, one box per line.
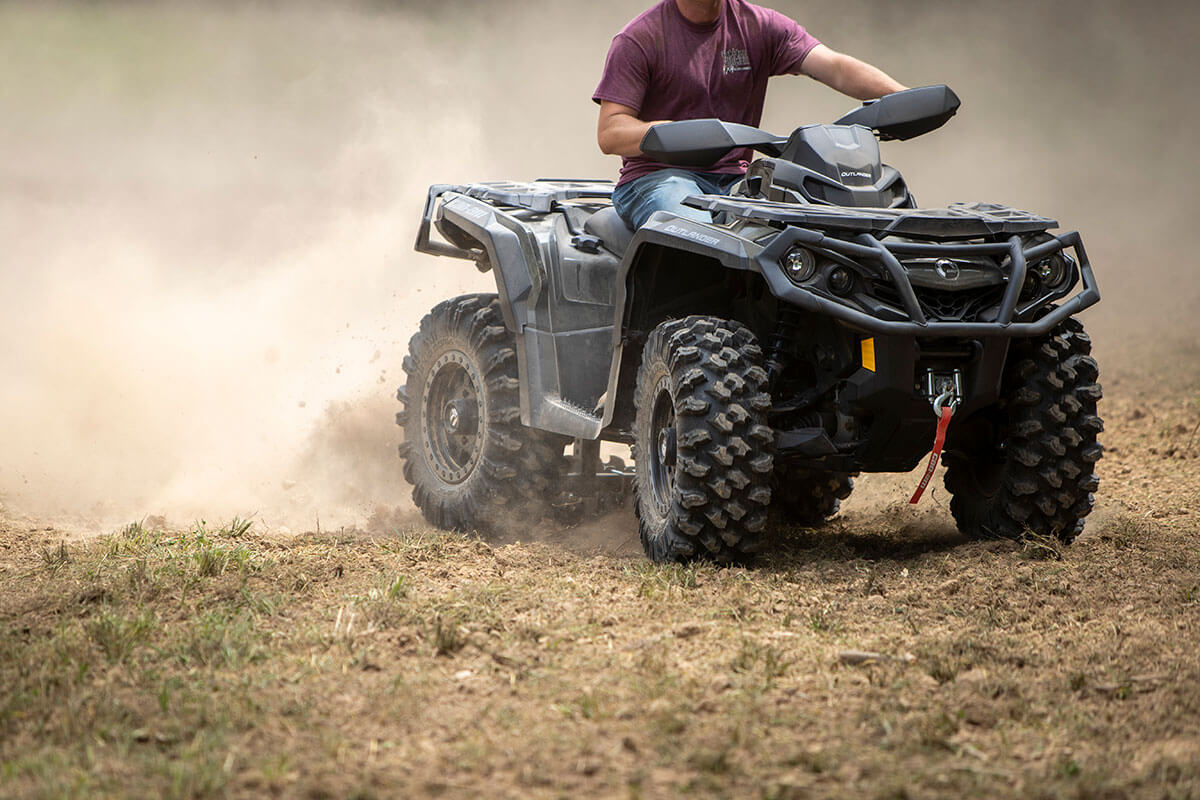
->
[780, 246, 816, 285]
[1033, 254, 1070, 289]
[828, 266, 854, 296]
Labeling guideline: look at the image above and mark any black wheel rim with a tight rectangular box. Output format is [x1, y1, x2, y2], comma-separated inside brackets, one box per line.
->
[963, 458, 1005, 500]
[421, 350, 485, 484]
[952, 416, 1006, 499]
[648, 376, 677, 515]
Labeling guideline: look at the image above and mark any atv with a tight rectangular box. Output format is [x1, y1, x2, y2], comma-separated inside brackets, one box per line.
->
[397, 85, 1103, 563]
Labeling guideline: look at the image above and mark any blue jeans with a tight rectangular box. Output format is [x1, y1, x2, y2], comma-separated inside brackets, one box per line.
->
[612, 169, 742, 230]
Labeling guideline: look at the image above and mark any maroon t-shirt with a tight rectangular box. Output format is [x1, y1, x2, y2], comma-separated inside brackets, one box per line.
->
[593, 0, 821, 185]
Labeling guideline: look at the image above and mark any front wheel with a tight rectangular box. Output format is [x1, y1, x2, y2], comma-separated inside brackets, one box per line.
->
[632, 316, 775, 563]
[943, 318, 1103, 542]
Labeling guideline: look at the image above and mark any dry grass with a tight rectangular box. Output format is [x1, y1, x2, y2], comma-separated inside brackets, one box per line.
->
[2, 493, 1199, 798]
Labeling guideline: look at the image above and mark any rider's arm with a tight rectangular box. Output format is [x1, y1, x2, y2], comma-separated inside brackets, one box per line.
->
[597, 100, 669, 158]
[800, 44, 907, 100]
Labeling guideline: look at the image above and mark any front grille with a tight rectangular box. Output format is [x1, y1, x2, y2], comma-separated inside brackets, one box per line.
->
[915, 285, 1004, 322]
[870, 281, 1005, 323]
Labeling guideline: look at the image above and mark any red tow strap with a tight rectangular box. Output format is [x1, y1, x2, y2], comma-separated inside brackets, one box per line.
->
[909, 406, 954, 504]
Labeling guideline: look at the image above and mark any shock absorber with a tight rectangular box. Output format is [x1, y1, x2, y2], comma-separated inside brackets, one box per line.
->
[763, 307, 804, 388]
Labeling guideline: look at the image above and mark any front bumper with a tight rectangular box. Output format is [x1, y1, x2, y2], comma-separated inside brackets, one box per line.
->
[755, 227, 1099, 337]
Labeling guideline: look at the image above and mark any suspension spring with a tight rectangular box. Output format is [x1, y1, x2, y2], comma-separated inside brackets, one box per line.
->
[763, 307, 804, 388]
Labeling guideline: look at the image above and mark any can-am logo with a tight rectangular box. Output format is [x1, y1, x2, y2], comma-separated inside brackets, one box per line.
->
[663, 224, 721, 247]
[935, 259, 961, 280]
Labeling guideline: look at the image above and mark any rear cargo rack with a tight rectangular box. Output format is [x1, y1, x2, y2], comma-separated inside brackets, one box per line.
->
[416, 181, 614, 258]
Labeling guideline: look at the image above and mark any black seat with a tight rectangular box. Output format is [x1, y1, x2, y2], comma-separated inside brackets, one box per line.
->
[583, 206, 635, 256]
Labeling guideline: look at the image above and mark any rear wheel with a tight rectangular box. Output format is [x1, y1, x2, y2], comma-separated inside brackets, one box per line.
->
[943, 319, 1103, 542]
[633, 316, 775, 563]
[396, 294, 566, 531]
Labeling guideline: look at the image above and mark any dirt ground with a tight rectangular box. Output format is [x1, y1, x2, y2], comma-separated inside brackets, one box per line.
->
[3, 2, 1200, 798]
[3, 334, 1199, 799]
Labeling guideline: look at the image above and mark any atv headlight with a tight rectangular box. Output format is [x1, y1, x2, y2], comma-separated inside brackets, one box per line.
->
[828, 266, 855, 296]
[780, 246, 816, 285]
[1033, 254, 1071, 290]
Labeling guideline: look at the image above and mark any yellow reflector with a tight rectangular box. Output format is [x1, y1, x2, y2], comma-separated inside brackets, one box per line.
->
[861, 338, 876, 372]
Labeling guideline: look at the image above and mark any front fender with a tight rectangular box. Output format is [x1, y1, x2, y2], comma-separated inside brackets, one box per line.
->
[599, 212, 765, 428]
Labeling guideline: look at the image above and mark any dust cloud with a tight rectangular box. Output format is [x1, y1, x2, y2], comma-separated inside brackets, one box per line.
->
[1, 1, 1195, 533]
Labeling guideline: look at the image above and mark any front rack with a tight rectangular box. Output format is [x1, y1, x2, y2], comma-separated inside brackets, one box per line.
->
[689, 195, 1058, 239]
[682, 192, 1097, 336]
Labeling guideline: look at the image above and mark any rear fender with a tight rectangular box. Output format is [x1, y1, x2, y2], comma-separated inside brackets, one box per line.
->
[435, 192, 542, 332]
[432, 192, 608, 438]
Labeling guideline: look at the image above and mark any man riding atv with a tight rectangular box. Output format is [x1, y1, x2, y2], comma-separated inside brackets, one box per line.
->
[595, 0, 907, 229]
